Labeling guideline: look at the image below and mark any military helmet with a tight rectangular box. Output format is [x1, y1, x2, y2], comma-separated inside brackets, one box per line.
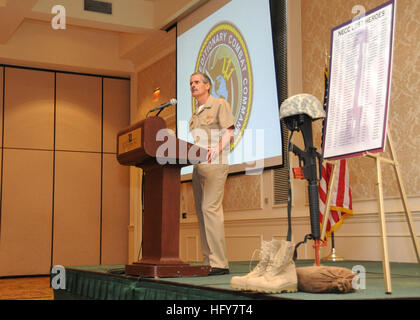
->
[279, 93, 326, 120]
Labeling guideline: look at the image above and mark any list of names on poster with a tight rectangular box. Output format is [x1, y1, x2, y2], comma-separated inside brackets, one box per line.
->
[323, 2, 394, 159]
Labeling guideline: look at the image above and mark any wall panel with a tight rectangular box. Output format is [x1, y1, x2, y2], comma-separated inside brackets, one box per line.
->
[101, 78, 130, 264]
[0, 149, 53, 276]
[103, 78, 130, 153]
[0, 66, 130, 275]
[0, 66, 3, 146]
[101, 153, 130, 264]
[3, 68, 54, 150]
[55, 73, 102, 152]
[0, 67, 3, 237]
[53, 151, 101, 266]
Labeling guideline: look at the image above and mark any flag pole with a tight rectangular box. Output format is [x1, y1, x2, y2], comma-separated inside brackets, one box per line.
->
[320, 160, 337, 240]
[322, 232, 344, 262]
[320, 160, 345, 262]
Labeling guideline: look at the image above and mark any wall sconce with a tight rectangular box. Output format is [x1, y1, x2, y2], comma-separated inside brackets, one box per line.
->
[153, 87, 161, 101]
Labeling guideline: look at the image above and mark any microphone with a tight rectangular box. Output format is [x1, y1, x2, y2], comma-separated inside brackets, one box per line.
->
[148, 98, 177, 113]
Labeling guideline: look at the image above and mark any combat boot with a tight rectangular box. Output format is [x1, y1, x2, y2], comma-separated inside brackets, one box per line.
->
[230, 239, 281, 290]
[246, 240, 297, 293]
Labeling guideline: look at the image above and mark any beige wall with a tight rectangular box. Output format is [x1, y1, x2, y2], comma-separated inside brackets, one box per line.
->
[0, 66, 130, 276]
[137, 50, 177, 131]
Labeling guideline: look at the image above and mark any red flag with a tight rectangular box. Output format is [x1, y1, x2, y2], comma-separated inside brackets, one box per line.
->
[319, 159, 353, 239]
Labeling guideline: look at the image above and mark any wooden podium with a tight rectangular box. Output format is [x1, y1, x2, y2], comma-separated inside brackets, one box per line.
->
[116, 116, 210, 277]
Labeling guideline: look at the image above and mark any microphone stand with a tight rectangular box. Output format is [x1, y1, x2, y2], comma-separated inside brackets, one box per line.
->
[146, 107, 163, 118]
[156, 108, 164, 117]
[146, 101, 175, 118]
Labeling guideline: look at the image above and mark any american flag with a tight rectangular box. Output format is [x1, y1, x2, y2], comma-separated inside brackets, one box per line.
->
[319, 159, 354, 239]
[319, 59, 353, 239]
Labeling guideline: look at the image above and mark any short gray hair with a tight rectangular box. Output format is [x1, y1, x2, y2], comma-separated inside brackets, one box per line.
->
[191, 72, 212, 93]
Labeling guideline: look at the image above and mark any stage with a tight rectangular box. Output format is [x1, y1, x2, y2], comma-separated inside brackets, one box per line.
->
[53, 260, 420, 300]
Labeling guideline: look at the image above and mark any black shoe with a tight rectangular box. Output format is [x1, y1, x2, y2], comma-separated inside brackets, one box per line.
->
[208, 267, 230, 276]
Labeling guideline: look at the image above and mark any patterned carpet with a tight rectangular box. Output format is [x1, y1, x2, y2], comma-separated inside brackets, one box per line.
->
[0, 276, 53, 300]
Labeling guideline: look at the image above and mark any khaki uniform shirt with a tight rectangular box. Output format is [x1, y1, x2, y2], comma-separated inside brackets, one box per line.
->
[189, 95, 235, 164]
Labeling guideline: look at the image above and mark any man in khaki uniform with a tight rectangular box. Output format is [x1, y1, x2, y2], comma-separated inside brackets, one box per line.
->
[189, 72, 234, 275]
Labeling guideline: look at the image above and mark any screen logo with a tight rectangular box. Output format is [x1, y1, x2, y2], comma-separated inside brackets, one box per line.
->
[195, 22, 253, 150]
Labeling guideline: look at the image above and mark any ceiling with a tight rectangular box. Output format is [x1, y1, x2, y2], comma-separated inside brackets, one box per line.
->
[0, 0, 209, 71]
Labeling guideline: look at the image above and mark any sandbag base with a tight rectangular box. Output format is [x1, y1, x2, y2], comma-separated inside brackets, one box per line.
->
[296, 266, 356, 293]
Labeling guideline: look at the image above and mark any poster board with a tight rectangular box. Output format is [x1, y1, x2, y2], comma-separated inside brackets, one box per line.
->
[322, 0, 396, 160]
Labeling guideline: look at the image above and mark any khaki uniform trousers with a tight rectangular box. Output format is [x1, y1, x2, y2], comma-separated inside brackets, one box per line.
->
[192, 163, 229, 269]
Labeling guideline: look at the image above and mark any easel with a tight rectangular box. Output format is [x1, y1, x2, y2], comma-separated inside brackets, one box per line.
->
[321, 132, 420, 293]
